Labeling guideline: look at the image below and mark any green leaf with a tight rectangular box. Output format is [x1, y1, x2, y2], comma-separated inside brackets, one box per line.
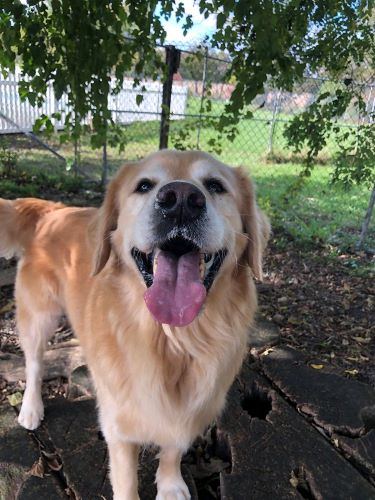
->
[65, 159, 73, 172]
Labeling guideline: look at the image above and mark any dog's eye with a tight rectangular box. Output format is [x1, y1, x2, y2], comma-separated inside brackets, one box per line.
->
[135, 179, 155, 194]
[204, 178, 226, 194]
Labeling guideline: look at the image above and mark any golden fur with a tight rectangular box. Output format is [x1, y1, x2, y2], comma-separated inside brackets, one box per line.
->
[0, 150, 269, 500]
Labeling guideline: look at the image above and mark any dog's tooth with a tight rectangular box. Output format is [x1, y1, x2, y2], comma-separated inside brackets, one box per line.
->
[153, 249, 161, 274]
[205, 254, 214, 269]
[199, 254, 205, 280]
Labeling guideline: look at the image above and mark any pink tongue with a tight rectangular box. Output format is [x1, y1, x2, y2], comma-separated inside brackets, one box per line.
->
[144, 251, 206, 327]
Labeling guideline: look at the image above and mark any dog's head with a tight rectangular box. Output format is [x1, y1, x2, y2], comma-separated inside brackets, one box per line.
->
[93, 150, 269, 327]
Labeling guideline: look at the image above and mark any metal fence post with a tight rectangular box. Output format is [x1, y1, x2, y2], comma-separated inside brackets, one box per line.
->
[101, 140, 108, 186]
[357, 181, 375, 249]
[159, 45, 181, 150]
[268, 90, 282, 155]
[197, 47, 208, 149]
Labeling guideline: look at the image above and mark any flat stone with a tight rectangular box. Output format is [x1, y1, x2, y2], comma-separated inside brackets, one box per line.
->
[0, 345, 85, 383]
[0, 405, 43, 499]
[0, 266, 16, 287]
[337, 430, 375, 481]
[18, 475, 66, 500]
[260, 347, 375, 485]
[249, 317, 280, 352]
[39, 398, 112, 499]
[41, 398, 198, 500]
[68, 364, 94, 400]
[261, 347, 375, 434]
[0, 463, 28, 500]
[0, 405, 38, 469]
[218, 363, 375, 499]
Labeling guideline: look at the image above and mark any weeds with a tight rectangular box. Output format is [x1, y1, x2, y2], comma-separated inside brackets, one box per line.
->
[0, 140, 19, 176]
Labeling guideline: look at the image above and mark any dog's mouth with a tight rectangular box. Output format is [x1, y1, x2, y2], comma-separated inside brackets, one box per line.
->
[131, 236, 227, 327]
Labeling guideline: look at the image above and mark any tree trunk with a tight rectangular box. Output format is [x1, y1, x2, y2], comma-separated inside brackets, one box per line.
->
[101, 141, 108, 187]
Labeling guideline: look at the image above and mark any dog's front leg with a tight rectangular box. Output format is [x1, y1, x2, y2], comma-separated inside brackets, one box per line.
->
[17, 305, 60, 430]
[156, 447, 190, 500]
[107, 439, 140, 500]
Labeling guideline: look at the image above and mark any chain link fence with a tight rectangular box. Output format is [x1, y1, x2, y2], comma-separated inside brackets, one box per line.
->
[1, 41, 374, 169]
[106, 43, 375, 167]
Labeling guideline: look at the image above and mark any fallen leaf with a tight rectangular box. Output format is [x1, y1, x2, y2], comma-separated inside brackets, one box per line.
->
[41, 450, 63, 471]
[29, 457, 45, 478]
[7, 391, 23, 406]
[0, 300, 15, 314]
[345, 369, 359, 376]
[261, 348, 274, 356]
[352, 336, 371, 344]
[310, 364, 324, 370]
[290, 471, 299, 488]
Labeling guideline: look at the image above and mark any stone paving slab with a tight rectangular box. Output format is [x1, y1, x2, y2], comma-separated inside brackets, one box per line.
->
[260, 346, 375, 488]
[261, 347, 375, 435]
[0, 405, 64, 499]
[1, 323, 375, 499]
[40, 398, 197, 499]
[248, 317, 280, 353]
[18, 476, 67, 500]
[0, 345, 85, 384]
[218, 363, 375, 499]
[2, 399, 198, 500]
[0, 266, 16, 288]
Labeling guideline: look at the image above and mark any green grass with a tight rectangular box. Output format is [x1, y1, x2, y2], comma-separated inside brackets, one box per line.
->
[248, 162, 374, 251]
[0, 97, 374, 261]
[184, 95, 358, 162]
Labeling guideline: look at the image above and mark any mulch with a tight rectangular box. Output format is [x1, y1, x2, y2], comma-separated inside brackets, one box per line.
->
[258, 234, 374, 388]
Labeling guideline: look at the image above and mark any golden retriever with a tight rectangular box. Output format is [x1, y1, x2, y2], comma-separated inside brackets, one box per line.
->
[0, 150, 269, 500]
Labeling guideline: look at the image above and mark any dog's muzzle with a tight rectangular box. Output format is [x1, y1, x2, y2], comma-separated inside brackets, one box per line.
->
[132, 182, 227, 327]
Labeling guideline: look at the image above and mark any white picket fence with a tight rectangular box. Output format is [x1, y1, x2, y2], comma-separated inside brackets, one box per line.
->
[0, 71, 188, 134]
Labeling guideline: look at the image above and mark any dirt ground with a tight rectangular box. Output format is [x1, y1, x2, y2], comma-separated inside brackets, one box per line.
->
[258, 236, 374, 388]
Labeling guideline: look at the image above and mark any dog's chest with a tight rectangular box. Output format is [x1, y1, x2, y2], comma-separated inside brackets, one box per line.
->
[101, 353, 228, 448]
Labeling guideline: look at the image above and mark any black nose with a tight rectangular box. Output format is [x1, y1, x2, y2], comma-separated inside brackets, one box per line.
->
[155, 181, 206, 223]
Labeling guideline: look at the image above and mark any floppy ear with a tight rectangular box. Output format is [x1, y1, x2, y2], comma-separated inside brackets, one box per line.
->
[91, 176, 120, 276]
[235, 167, 270, 280]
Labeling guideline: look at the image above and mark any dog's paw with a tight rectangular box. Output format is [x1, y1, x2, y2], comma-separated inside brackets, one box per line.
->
[156, 479, 191, 500]
[18, 397, 44, 430]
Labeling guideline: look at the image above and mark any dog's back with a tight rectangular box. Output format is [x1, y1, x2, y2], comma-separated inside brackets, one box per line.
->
[0, 198, 65, 259]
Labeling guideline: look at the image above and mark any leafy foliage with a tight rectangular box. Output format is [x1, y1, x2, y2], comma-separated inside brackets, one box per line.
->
[197, 0, 375, 186]
[0, 0, 183, 148]
[179, 47, 229, 83]
[1, 1, 374, 188]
